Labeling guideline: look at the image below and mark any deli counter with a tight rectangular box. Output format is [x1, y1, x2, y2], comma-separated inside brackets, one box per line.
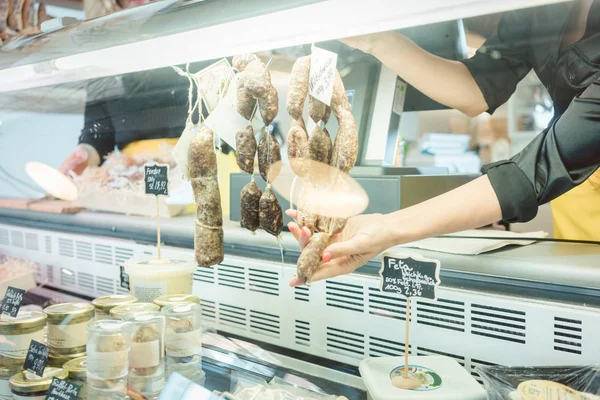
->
[1, 0, 600, 399]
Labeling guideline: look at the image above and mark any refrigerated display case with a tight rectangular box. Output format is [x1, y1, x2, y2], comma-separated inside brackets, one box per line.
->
[0, 0, 599, 399]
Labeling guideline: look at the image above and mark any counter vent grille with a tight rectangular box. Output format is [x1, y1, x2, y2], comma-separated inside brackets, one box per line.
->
[554, 317, 582, 355]
[45, 236, 52, 254]
[58, 239, 74, 258]
[417, 346, 465, 367]
[11, 230, 24, 248]
[46, 265, 54, 283]
[194, 267, 215, 284]
[326, 281, 364, 313]
[248, 268, 279, 297]
[294, 286, 309, 302]
[94, 244, 113, 265]
[417, 298, 465, 332]
[217, 264, 245, 290]
[200, 299, 216, 320]
[115, 247, 134, 265]
[326, 326, 364, 359]
[0, 229, 8, 246]
[295, 320, 310, 347]
[60, 268, 76, 287]
[470, 358, 497, 385]
[76, 241, 93, 261]
[78, 272, 94, 291]
[117, 286, 129, 295]
[96, 276, 115, 295]
[369, 336, 406, 358]
[368, 287, 406, 321]
[250, 310, 280, 337]
[219, 303, 246, 328]
[470, 303, 526, 344]
[25, 233, 38, 251]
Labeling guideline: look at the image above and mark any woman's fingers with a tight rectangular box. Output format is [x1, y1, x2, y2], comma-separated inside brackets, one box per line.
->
[286, 222, 312, 249]
[285, 209, 297, 220]
[322, 232, 371, 262]
[289, 255, 364, 287]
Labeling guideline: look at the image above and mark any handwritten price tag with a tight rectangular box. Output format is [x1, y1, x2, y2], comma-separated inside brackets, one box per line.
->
[1, 286, 25, 317]
[379, 253, 441, 300]
[23, 340, 50, 377]
[46, 377, 81, 400]
[309, 45, 338, 106]
[144, 164, 169, 197]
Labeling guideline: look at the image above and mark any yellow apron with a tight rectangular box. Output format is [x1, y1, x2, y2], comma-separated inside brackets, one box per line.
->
[550, 170, 600, 241]
[122, 138, 239, 217]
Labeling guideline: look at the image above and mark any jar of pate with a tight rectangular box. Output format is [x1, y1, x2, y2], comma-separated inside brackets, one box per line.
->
[0, 311, 46, 367]
[44, 303, 94, 355]
[9, 368, 68, 399]
[92, 295, 138, 321]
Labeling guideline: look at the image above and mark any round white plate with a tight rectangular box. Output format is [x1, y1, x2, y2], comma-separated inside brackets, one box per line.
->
[25, 162, 78, 201]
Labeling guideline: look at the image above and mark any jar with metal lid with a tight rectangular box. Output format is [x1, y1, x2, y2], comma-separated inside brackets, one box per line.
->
[125, 312, 165, 399]
[92, 295, 138, 320]
[109, 302, 159, 320]
[44, 303, 94, 355]
[86, 319, 132, 399]
[0, 311, 47, 367]
[9, 367, 68, 400]
[64, 356, 87, 400]
[48, 351, 87, 368]
[153, 294, 200, 310]
[0, 366, 22, 398]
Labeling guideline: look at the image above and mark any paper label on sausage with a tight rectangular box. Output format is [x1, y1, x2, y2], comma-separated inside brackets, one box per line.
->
[130, 340, 160, 368]
[309, 45, 338, 106]
[165, 328, 202, 357]
[48, 322, 88, 348]
[0, 329, 45, 358]
[87, 350, 129, 380]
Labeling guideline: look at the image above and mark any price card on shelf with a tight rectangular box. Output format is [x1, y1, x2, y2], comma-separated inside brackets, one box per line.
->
[45, 377, 81, 400]
[23, 340, 50, 377]
[119, 265, 130, 291]
[0, 286, 25, 317]
[379, 253, 441, 300]
[144, 164, 169, 197]
[309, 45, 338, 106]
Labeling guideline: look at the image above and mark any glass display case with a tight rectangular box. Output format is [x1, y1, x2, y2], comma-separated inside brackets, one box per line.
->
[0, 0, 599, 399]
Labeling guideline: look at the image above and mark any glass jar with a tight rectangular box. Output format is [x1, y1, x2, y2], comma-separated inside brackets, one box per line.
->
[92, 295, 138, 320]
[48, 351, 86, 368]
[125, 312, 166, 400]
[153, 294, 200, 310]
[124, 258, 196, 303]
[0, 366, 21, 398]
[109, 303, 159, 320]
[44, 303, 94, 356]
[64, 356, 87, 400]
[0, 311, 47, 367]
[9, 368, 68, 400]
[86, 319, 132, 399]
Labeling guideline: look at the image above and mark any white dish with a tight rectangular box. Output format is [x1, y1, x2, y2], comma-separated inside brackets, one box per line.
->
[25, 161, 78, 201]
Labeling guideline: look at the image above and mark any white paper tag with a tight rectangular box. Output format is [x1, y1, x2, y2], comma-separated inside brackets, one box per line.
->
[309, 45, 338, 106]
[165, 328, 202, 357]
[48, 321, 88, 348]
[194, 58, 235, 113]
[130, 340, 161, 368]
[133, 281, 167, 303]
[87, 349, 129, 380]
[172, 123, 198, 181]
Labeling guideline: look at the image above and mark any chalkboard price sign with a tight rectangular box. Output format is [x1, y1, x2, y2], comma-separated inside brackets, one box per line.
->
[0, 286, 25, 317]
[144, 164, 169, 197]
[23, 340, 50, 377]
[119, 266, 130, 290]
[46, 377, 81, 400]
[379, 253, 441, 300]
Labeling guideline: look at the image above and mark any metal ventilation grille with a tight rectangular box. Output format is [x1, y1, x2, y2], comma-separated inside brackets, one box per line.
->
[60, 269, 76, 287]
[11, 231, 24, 248]
[25, 233, 38, 251]
[114, 247, 134, 265]
[471, 303, 526, 344]
[248, 268, 279, 296]
[96, 277, 115, 295]
[0, 229, 8, 245]
[78, 272, 94, 291]
[219, 303, 246, 327]
[117, 286, 129, 295]
[417, 347, 465, 367]
[58, 239, 74, 257]
[45, 236, 52, 254]
[194, 267, 215, 284]
[295, 320, 310, 347]
[94, 244, 113, 265]
[326, 281, 364, 313]
[326, 327, 364, 358]
[368, 287, 406, 320]
[554, 317, 582, 355]
[250, 310, 280, 337]
[470, 358, 497, 385]
[217, 264, 245, 290]
[200, 300, 216, 320]
[46, 265, 54, 283]
[76, 241, 93, 261]
[417, 298, 465, 332]
[294, 286, 309, 302]
[369, 336, 406, 357]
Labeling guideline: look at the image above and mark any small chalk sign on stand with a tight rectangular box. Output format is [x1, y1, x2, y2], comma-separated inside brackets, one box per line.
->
[144, 164, 170, 197]
[0, 286, 25, 317]
[23, 340, 50, 377]
[45, 377, 81, 400]
[119, 265, 130, 291]
[379, 253, 441, 300]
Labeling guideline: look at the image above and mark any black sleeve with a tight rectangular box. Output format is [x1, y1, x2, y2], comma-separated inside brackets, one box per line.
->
[461, 11, 533, 114]
[78, 99, 116, 162]
[483, 79, 600, 223]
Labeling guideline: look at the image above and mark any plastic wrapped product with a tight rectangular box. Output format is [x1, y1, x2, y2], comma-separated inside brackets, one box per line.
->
[44, 303, 94, 357]
[9, 368, 68, 400]
[92, 295, 138, 320]
[0, 311, 46, 367]
[109, 303, 159, 321]
[124, 258, 197, 303]
[153, 294, 200, 310]
[64, 356, 87, 400]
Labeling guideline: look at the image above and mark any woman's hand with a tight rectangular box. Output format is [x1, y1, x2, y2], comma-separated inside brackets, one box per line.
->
[58, 148, 89, 176]
[286, 210, 396, 287]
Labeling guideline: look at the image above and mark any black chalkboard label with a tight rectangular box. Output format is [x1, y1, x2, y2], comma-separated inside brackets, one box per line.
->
[23, 340, 50, 377]
[379, 253, 441, 300]
[46, 377, 81, 400]
[144, 164, 169, 197]
[120, 265, 130, 290]
[1, 286, 25, 317]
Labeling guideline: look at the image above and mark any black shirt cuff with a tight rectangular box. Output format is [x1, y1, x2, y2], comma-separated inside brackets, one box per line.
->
[482, 160, 539, 223]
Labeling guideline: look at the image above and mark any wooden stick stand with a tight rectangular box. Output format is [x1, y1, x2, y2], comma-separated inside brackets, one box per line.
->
[392, 298, 421, 390]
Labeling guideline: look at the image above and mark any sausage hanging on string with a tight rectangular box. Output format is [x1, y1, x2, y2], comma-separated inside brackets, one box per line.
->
[296, 233, 331, 284]
[232, 53, 259, 72]
[308, 96, 326, 123]
[235, 125, 256, 174]
[240, 60, 271, 99]
[240, 181, 261, 232]
[258, 131, 282, 184]
[286, 56, 311, 120]
[287, 123, 309, 178]
[258, 84, 279, 126]
[330, 108, 359, 173]
[259, 187, 283, 237]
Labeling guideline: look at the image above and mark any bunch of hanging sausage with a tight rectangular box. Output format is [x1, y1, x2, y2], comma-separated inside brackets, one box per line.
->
[0, 0, 49, 44]
[233, 54, 284, 238]
[286, 56, 359, 284]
